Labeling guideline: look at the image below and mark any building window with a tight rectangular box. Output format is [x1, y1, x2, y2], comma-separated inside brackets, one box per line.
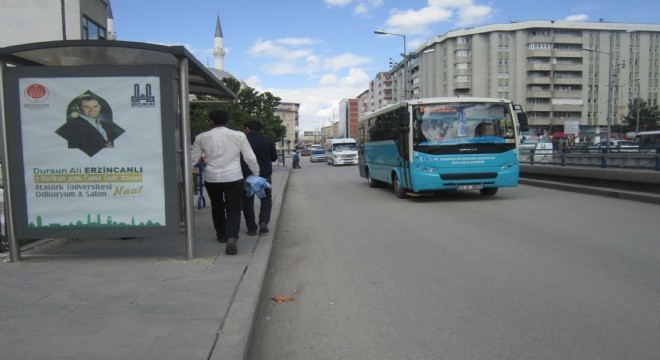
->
[457, 36, 471, 44]
[82, 16, 107, 40]
[455, 50, 471, 57]
[455, 62, 471, 70]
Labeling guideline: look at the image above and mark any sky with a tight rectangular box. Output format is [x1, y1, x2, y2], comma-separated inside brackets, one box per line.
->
[110, 0, 660, 133]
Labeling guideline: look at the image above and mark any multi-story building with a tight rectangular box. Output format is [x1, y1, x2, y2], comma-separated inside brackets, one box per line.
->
[335, 99, 359, 138]
[0, 0, 112, 47]
[369, 20, 660, 141]
[274, 102, 300, 150]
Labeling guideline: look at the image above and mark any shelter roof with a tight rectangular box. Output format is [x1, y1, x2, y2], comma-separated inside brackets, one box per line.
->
[0, 40, 236, 100]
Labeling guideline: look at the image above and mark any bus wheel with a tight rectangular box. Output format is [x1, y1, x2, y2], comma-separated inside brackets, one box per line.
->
[367, 170, 381, 188]
[480, 187, 498, 196]
[392, 174, 407, 198]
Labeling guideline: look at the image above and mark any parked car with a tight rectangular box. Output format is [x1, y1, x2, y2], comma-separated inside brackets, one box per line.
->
[588, 140, 639, 152]
[300, 147, 312, 156]
[309, 148, 326, 162]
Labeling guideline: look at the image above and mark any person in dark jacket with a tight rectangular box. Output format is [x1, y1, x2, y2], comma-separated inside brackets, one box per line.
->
[241, 120, 279, 235]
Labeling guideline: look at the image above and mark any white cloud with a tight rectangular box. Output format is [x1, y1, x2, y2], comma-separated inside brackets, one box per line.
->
[246, 38, 372, 131]
[383, 0, 493, 34]
[244, 75, 261, 89]
[248, 38, 322, 75]
[325, 0, 351, 7]
[262, 67, 371, 131]
[352, 0, 384, 16]
[354, 4, 368, 15]
[456, 3, 492, 26]
[323, 53, 371, 71]
[276, 37, 319, 46]
[564, 14, 589, 21]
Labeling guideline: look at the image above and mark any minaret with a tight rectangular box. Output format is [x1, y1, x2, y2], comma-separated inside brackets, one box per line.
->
[212, 14, 226, 70]
[107, 0, 116, 40]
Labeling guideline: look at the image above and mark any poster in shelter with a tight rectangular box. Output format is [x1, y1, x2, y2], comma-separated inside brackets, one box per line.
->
[18, 76, 166, 228]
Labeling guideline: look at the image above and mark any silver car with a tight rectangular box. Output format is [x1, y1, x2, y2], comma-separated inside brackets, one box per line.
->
[309, 148, 326, 162]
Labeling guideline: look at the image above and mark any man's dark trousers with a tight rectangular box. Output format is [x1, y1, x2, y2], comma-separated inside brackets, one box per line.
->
[205, 179, 244, 239]
[243, 177, 272, 232]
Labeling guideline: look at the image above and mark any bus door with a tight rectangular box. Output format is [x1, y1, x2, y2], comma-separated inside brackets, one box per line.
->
[399, 109, 412, 190]
[358, 124, 367, 177]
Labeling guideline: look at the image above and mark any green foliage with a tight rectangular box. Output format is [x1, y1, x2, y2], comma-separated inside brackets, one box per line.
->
[621, 98, 660, 132]
[189, 78, 286, 143]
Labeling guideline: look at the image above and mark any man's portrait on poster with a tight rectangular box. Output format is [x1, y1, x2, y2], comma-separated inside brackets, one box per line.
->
[55, 90, 125, 157]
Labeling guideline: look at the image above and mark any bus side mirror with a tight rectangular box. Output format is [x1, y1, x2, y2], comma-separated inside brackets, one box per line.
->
[517, 112, 529, 132]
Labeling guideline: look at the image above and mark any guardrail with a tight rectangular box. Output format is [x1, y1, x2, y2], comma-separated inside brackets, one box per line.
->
[519, 147, 660, 171]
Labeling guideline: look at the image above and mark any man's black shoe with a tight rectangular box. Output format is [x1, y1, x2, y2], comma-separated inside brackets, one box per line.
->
[247, 229, 258, 236]
[225, 238, 237, 255]
[217, 234, 227, 243]
[259, 222, 269, 233]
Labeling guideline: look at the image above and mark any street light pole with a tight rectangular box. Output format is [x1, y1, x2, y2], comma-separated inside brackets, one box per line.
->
[583, 37, 622, 151]
[605, 50, 614, 149]
[635, 79, 641, 136]
[375, 30, 408, 100]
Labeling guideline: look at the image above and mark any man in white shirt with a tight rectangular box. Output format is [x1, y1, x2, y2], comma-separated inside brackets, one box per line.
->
[191, 110, 260, 255]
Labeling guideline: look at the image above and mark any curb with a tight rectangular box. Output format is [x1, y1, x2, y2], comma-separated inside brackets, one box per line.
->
[211, 167, 291, 360]
[519, 178, 660, 205]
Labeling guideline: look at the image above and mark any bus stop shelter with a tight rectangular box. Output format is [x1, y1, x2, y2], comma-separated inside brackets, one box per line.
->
[0, 40, 236, 262]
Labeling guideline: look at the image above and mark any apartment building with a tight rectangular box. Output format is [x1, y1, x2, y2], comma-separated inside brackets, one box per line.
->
[367, 20, 660, 140]
[0, 0, 111, 47]
[274, 102, 300, 150]
[336, 99, 359, 138]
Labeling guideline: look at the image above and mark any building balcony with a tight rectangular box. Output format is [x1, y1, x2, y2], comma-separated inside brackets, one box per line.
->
[454, 82, 471, 90]
[552, 63, 583, 71]
[455, 43, 471, 50]
[552, 50, 582, 58]
[553, 36, 584, 44]
[527, 117, 552, 126]
[527, 76, 552, 84]
[553, 77, 583, 85]
[552, 104, 583, 112]
[527, 50, 552, 57]
[454, 68, 471, 76]
[552, 90, 582, 98]
[526, 103, 552, 112]
[526, 90, 552, 98]
[528, 63, 552, 71]
[528, 35, 553, 42]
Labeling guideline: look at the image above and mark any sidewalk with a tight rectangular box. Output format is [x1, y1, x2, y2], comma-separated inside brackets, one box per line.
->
[0, 166, 290, 360]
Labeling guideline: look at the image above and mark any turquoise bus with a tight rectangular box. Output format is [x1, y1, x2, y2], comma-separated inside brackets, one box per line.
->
[358, 97, 529, 198]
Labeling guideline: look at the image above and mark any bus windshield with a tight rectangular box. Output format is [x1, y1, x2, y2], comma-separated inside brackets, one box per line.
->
[412, 102, 516, 147]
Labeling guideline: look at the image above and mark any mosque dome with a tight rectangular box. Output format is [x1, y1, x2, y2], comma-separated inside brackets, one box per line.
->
[207, 67, 237, 81]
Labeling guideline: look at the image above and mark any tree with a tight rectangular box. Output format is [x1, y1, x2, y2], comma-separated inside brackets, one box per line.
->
[189, 78, 286, 143]
[621, 98, 660, 133]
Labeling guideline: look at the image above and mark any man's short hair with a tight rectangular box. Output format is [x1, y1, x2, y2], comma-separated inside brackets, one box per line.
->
[76, 95, 99, 109]
[209, 110, 230, 126]
[244, 120, 262, 132]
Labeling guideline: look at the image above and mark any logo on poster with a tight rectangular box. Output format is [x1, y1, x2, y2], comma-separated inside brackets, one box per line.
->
[23, 84, 50, 109]
[131, 83, 156, 108]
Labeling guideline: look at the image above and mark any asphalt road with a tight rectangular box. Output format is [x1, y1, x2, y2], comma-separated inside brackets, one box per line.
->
[248, 160, 660, 360]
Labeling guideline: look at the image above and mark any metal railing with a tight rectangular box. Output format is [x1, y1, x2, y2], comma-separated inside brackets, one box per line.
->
[519, 147, 660, 171]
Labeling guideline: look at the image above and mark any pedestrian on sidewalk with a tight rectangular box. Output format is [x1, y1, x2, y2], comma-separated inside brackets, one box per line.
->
[191, 110, 260, 255]
[292, 150, 302, 169]
[241, 120, 278, 235]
